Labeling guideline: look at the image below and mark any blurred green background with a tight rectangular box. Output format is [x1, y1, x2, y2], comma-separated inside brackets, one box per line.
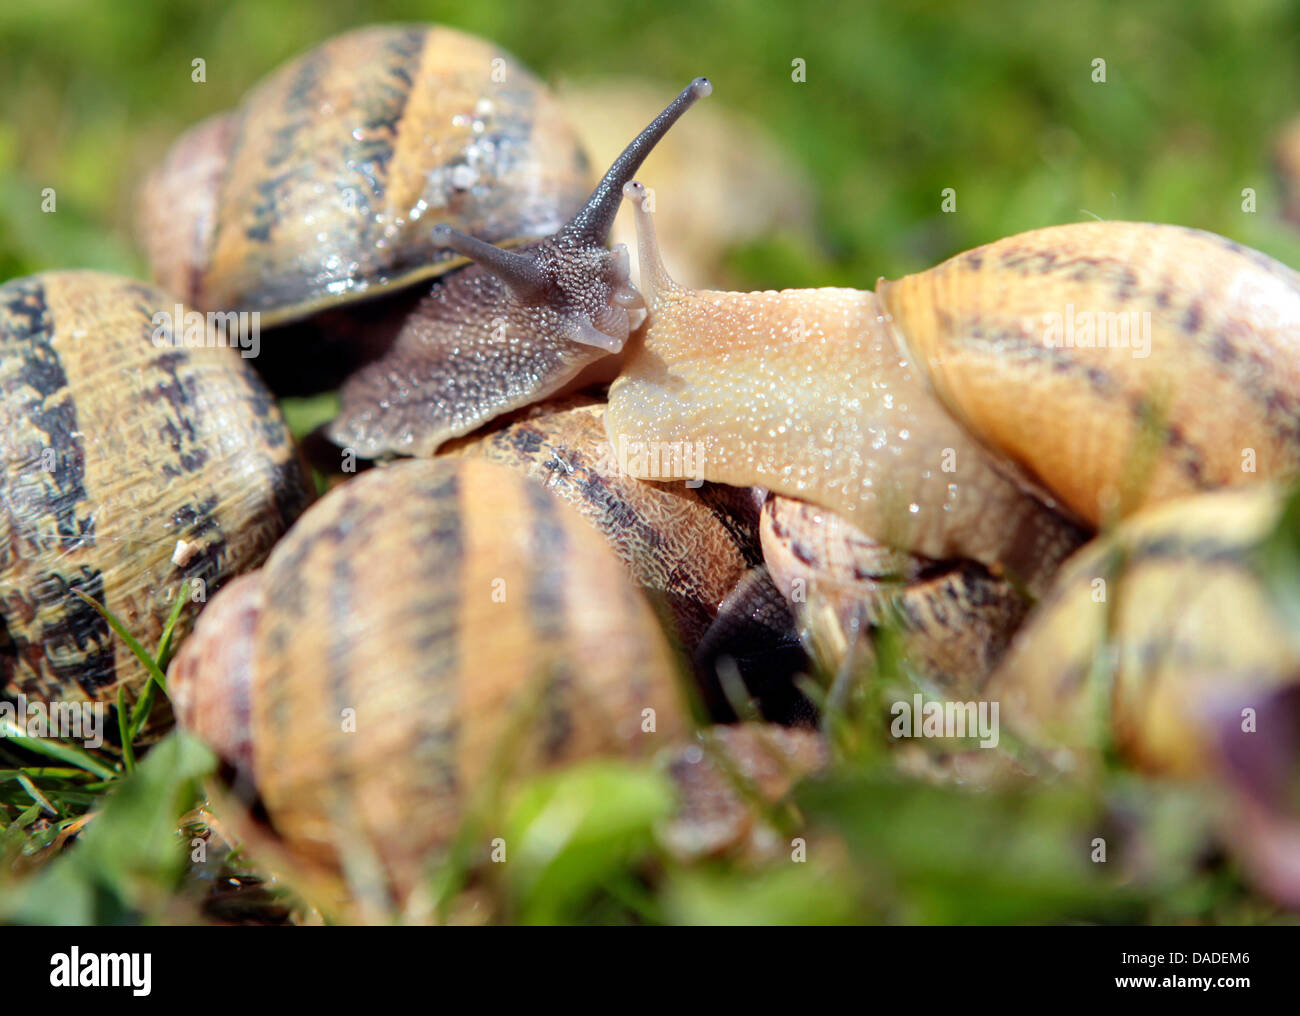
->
[3, 0, 1300, 288]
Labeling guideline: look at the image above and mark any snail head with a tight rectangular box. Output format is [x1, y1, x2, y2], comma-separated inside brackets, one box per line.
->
[432, 76, 712, 354]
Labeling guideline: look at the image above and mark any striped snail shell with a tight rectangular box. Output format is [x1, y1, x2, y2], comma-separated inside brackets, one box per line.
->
[0, 271, 313, 706]
[168, 457, 688, 909]
[758, 494, 1044, 693]
[443, 397, 810, 722]
[138, 24, 589, 322]
[139, 23, 711, 458]
[984, 483, 1300, 777]
[603, 181, 1300, 593]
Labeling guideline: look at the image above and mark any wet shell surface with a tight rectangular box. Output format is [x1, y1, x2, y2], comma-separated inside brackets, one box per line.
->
[169, 457, 688, 905]
[0, 271, 313, 705]
[878, 222, 1300, 526]
[984, 483, 1300, 775]
[138, 24, 590, 323]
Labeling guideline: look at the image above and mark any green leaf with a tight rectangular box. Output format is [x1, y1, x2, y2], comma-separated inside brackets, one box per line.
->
[0, 730, 216, 924]
[502, 761, 674, 925]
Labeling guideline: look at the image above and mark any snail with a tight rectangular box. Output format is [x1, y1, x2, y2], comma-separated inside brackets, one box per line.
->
[983, 483, 1300, 777]
[599, 180, 1300, 598]
[168, 457, 689, 912]
[758, 493, 1035, 694]
[442, 397, 812, 722]
[138, 23, 711, 458]
[0, 271, 313, 706]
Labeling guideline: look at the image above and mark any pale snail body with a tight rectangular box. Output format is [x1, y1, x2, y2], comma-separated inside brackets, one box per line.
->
[442, 397, 810, 722]
[0, 272, 313, 705]
[168, 458, 688, 908]
[140, 23, 712, 459]
[982, 483, 1300, 777]
[605, 184, 1300, 596]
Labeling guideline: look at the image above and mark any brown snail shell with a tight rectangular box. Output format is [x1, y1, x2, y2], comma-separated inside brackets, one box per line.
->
[138, 24, 589, 323]
[984, 483, 1300, 776]
[606, 186, 1300, 592]
[877, 222, 1300, 527]
[168, 457, 688, 908]
[443, 397, 810, 721]
[758, 493, 1054, 693]
[0, 271, 313, 705]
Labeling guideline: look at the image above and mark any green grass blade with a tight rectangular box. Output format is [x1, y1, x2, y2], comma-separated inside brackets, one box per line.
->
[0, 716, 118, 781]
[16, 771, 56, 817]
[155, 580, 190, 672]
[116, 687, 135, 776]
[71, 588, 167, 695]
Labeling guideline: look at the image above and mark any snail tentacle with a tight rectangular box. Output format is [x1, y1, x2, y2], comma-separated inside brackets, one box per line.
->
[430, 225, 547, 304]
[622, 179, 681, 307]
[559, 77, 713, 247]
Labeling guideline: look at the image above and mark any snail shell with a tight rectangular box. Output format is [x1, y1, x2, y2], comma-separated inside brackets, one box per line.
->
[138, 24, 589, 323]
[661, 722, 826, 861]
[443, 397, 811, 722]
[877, 222, 1300, 526]
[0, 272, 312, 705]
[984, 483, 1300, 775]
[759, 494, 1044, 692]
[168, 457, 688, 907]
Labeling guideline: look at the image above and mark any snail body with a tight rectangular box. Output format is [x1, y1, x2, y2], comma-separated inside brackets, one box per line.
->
[168, 457, 688, 909]
[140, 24, 711, 458]
[0, 272, 313, 706]
[604, 183, 1300, 594]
